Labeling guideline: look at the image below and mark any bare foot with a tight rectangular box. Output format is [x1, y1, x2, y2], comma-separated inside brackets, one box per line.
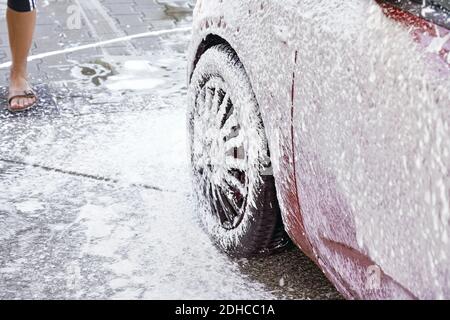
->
[8, 70, 36, 112]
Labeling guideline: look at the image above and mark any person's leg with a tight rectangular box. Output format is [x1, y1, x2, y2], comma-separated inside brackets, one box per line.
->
[7, 0, 37, 111]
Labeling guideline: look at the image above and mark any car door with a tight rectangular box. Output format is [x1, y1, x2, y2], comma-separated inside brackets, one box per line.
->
[291, 0, 450, 298]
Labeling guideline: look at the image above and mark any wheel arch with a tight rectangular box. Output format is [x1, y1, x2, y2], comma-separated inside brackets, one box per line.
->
[189, 34, 235, 82]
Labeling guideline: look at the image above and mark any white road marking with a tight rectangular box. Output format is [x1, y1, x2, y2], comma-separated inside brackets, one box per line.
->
[0, 27, 191, 69]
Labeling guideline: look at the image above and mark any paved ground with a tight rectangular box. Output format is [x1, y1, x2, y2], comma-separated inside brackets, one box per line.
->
[0, 0, 341, 299]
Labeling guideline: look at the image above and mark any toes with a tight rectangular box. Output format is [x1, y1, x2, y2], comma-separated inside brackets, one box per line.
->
[10, 99, 19, 109]
[8, 95, 37, 111]
[12, 98, 23, 110]
[28, 96, 37, 106]
[18, 98, 26, 109]
[22, 98, 31, 108]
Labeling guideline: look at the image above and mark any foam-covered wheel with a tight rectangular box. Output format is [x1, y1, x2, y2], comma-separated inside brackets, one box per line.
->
[188, 44, 289, 257]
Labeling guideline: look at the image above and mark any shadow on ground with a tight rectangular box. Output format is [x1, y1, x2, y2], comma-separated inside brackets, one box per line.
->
[237, 247, 343, 300]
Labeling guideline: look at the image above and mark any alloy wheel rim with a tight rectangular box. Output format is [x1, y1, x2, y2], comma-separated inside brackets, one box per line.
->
[193, 77, 249, 230]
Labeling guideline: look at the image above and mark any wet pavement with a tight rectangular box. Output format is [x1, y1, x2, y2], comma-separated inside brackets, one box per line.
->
[0, 0, 341, 299]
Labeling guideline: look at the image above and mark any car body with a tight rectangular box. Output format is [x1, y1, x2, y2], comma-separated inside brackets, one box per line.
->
[187, 0, 450, 299]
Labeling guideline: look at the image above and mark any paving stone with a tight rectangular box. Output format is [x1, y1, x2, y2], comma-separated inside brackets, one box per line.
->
[103, 4, 139, 15]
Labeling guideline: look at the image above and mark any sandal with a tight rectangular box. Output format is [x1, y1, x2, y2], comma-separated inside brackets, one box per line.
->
[7, 88, 37, 113]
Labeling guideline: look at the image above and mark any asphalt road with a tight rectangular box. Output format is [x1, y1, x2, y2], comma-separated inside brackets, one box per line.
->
[0, 0, 341, 300]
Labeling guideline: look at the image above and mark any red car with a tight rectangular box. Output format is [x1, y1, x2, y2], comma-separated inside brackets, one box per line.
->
[187, 0, 450, 299]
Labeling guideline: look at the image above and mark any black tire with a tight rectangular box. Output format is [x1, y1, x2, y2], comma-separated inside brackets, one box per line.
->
[188, 44, 289, 257]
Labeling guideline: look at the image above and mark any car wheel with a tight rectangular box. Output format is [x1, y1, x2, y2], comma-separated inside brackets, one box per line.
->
[188, 44, 289, 257]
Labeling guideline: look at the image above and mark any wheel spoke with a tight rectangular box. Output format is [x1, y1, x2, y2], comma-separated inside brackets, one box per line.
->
[215, 188, 237, 224]
[221, 112, 238, 138]
[224, 132, 245, 151]
[220, 184, 244, 214]
[208, 183, 222, 218]
[198, 85, 209, 117]
[215, 93, 230, 127]
[211, 86, 221, 112]
[225, 156, 247, 171]
[204, 85, 214, 112]
[196, 88, 205, 109]
[223, 173, 247, 197]
[200, 88, 217, 142]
